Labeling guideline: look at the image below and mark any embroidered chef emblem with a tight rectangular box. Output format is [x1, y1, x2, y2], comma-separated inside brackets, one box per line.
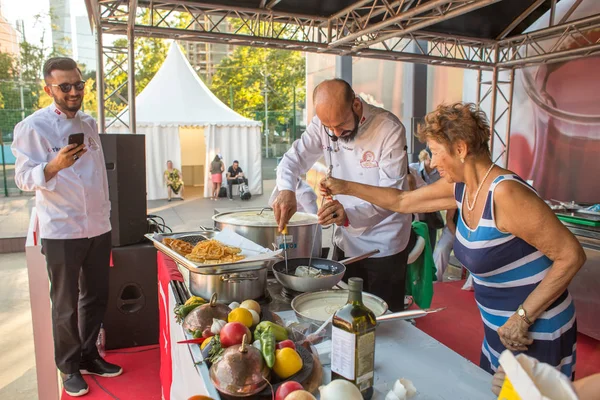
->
[360, 151, 378, 168]
[88, 136, 100, 151]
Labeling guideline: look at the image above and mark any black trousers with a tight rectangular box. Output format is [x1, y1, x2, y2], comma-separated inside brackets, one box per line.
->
[227, 177, 248, 199]
[41, 231, 112, 374]
[333, 229, 417, 312]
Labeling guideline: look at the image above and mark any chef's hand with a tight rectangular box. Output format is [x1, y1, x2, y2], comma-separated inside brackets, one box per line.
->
[491, 366, 505, 396]
[273, 190, 297, 232]
[318, 199, 347, 226]
[497, 313, 533, 352]
[319, 177, 349, 197]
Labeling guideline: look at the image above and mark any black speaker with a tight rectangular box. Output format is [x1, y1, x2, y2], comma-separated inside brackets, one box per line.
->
[104, 243, 158, 350]
[100, 134, 147, 247]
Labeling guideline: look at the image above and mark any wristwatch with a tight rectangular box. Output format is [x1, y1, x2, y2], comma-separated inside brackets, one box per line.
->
[517, 304, 533, 325]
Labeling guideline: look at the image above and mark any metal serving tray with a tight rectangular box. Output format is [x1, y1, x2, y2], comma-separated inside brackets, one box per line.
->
[145, 231, 281, 274]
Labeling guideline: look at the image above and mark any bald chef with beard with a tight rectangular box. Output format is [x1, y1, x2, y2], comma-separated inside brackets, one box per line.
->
[272, 79, 415, 311]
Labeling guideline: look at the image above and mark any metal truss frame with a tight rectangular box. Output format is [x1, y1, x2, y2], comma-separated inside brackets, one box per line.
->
[476, 68, 515, 168]
[89, 0, 597, 149]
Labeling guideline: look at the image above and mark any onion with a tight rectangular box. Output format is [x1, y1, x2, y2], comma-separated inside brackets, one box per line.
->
[319, 380, 363, 400]
[398, 379, 416, 398]
[392, 380, 407, 400]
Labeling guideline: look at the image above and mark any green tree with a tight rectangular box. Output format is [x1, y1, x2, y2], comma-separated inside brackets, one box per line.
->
[210, 47, 305, 139]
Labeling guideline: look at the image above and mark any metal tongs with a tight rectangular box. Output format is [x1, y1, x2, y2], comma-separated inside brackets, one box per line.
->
[307, 165, 334, 268]
[281, 225, 289, 273]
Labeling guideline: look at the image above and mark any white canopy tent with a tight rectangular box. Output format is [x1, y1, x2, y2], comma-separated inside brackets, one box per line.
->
[110, 42, 262, 200]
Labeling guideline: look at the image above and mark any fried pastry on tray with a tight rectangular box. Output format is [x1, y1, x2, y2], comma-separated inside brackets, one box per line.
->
[186, 239, 246, 265]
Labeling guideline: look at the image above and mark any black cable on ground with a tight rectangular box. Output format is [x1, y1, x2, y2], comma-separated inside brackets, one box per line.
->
[90, 376, 120, 400]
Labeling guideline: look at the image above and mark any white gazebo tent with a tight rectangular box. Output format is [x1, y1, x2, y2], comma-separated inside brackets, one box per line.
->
[111, 42, 262, 200]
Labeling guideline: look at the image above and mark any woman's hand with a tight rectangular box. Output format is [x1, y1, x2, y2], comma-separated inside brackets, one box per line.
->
[491, 366, 505, 396]
[497, 314, 533, 352]
[319, 177, 350, 197]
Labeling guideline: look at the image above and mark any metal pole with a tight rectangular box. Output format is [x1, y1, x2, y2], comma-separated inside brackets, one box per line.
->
[489, 66, 499, 157]
[127, 10, 137, 133]
[0, 130, 7, 197]
[95, 22, 106, 132]
[476, 69, 482, 107]
[18, 20, 25, 122]
[504, 69, 515, 168]
[264, 71, 269, 158]
[292, 85, 296, 142]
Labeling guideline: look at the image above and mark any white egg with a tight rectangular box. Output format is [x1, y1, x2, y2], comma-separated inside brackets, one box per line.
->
[392, 380, 407, 400]
[399, 379, 417, 398]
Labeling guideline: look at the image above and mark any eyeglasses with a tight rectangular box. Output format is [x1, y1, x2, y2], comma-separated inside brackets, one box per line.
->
[323, 125, 354, 138]
[49, 81, 86, 93]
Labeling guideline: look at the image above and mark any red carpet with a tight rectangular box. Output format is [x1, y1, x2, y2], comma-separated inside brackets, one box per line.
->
[60, 345, 161, 400]
[415, 280, 600, 378]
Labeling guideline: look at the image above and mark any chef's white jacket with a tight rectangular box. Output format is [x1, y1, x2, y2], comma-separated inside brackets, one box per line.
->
[12, 103, 111, 240]
[276, 100, 412, 258]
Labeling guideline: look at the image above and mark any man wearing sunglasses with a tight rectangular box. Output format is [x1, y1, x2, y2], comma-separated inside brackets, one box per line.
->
[12, 57, 121, 397]
[273, 78, 414, 312]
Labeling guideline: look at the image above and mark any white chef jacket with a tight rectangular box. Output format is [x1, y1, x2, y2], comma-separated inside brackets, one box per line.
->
[268, 179, 318, 215]
[276, 99, 411, 258]
[12, 103, 111, 240]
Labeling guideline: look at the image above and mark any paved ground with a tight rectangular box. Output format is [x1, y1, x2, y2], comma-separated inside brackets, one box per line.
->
[0, 252, 37, 400]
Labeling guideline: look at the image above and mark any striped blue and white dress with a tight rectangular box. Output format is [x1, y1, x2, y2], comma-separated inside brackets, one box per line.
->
[453, 174, 577, 378]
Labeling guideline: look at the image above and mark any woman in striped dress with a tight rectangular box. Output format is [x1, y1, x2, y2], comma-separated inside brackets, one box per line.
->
[320, 102, 585, 378]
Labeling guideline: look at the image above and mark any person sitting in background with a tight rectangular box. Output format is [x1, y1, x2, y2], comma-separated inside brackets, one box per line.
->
[210, 154, 224, 201]
[226, 160, 248, 200]
[164, 160, 184, 202]
[269, 178, 318, 214]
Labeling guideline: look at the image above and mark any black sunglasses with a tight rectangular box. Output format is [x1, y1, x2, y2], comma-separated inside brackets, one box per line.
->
[49, 81, 86, 93]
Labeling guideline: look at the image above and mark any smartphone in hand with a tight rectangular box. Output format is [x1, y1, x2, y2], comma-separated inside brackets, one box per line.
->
[68, 133, 84, 147]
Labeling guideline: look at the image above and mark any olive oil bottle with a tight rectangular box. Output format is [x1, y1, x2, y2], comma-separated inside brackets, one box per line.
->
[331, 278, 377, 400]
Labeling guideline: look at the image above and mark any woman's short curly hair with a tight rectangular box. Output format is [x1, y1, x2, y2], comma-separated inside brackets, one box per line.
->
[417, 102, 491, 157]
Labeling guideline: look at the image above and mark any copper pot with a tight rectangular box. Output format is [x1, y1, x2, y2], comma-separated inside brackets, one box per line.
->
[183, 293, 231, 332]
[209, 335, 270, 397]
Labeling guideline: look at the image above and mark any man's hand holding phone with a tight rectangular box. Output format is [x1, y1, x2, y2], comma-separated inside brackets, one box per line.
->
[44, 141, 87, 182]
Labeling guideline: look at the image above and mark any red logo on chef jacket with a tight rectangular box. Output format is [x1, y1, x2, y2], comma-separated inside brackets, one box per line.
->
[360, 151, 378, 168]
[54, 108, 61, 115]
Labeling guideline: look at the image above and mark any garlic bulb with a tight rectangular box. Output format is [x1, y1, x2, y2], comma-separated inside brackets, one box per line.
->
[210, 318, 226, 335]
[228, 301, 240, 309]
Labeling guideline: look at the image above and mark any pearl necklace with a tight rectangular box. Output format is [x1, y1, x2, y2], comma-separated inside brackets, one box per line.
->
[466, 163, 496, 211]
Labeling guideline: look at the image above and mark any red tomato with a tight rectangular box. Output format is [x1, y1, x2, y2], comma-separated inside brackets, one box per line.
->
[220, 322, 251, 348]
[276, 340, 296, 350]
[275, 381, 304, 400]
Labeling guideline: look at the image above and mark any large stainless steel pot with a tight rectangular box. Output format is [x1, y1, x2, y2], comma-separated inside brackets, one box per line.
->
[213, 208, 322, 258]
[185, 266, 268, 303]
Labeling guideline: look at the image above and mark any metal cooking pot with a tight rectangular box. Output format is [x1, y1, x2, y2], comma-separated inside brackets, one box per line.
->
[272, 249, 380, 293]
[186, 266, 268, 303]
[213, 208, 322, 258]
